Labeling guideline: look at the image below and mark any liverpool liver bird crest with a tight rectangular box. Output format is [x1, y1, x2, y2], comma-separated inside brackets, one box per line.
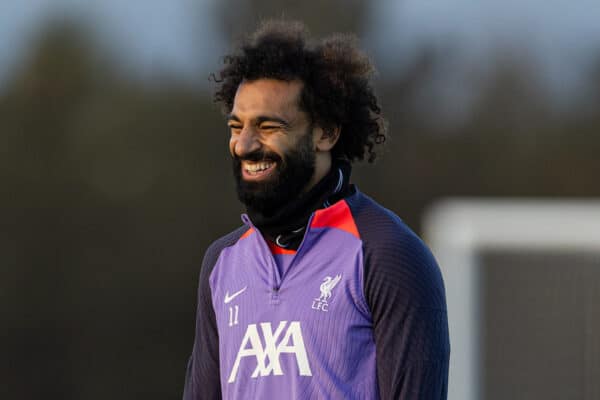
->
[318, 274, 342, 302]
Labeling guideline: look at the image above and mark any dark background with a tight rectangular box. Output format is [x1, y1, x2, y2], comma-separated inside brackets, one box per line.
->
[2, 1, 599, 399]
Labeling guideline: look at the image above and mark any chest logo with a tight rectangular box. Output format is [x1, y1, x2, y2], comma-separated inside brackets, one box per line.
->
[312, 274, 342, 312]
[224, 286, 247, 304]
[228, 321, 312, 383]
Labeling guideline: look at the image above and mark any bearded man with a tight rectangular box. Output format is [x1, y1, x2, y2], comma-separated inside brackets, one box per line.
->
[183, 20, 449, 400]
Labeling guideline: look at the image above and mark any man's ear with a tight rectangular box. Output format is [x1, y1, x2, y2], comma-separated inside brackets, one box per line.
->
[313, 125, 341, 152]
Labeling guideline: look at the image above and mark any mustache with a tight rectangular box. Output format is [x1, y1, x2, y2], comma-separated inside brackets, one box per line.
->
[233, 150, 282, 163]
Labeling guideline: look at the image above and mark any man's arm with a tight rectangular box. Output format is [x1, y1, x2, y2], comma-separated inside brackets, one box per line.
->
[183, 243, 222, 400]
[183, 226, 249, 400]
[361, 211, 450, 399]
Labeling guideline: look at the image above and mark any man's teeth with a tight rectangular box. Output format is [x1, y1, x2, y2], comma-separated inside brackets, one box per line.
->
[245, 162, 273, 172]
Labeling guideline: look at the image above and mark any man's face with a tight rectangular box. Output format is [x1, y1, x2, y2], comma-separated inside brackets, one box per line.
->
[227, 79, 316, 214]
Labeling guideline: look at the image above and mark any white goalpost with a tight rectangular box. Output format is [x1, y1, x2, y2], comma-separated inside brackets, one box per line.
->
[424, 199, 600, 400]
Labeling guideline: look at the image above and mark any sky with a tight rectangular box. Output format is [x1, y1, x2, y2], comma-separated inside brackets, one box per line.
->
[0, 0, 223, 87]
[1, 0, 599, 92]
[371, 0, 600, 80]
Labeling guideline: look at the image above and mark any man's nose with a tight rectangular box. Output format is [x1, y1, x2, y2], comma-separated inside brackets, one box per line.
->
[234, 126, 261, 157]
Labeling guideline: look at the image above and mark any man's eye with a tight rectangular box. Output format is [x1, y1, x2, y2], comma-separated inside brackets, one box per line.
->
[260, 125, 280, 130]
[228, 125, 242, 131]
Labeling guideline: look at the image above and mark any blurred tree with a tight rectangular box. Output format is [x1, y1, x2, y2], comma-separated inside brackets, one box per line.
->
[1, 20, 105, 400]
[0, 19, 233, 400]
[1, 21, 99, 187]
[359, 44, 600, 230]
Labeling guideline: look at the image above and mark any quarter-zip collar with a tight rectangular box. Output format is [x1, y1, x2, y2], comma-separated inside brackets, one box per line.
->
[244, 159, 352, 250]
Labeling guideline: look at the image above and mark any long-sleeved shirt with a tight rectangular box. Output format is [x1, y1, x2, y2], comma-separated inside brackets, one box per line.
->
[183, 188, 449, 399]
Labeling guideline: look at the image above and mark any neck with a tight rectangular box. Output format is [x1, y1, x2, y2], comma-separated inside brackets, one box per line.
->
[303, 151, 332, 193]
[246, 159, 352, 250]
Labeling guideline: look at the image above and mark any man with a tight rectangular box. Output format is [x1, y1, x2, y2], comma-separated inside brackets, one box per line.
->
[184, 20, 449, 399]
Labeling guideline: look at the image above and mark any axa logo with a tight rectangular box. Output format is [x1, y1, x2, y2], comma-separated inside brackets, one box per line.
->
[228, 321, 312, 383]
[311, 274, 342, 312]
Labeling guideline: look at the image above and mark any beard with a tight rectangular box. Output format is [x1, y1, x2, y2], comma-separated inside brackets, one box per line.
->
[232, 132, 316, 215]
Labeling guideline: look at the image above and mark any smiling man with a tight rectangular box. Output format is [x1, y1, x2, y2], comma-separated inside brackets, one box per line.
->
[228, 79, 332, 218]
[183, 20, 449, 400]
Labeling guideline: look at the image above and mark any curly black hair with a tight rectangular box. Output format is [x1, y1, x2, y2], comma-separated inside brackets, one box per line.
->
[212, 20, 386, 163]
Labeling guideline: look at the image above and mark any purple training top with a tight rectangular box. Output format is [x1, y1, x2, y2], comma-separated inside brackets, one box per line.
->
[184, 188, 450, 399]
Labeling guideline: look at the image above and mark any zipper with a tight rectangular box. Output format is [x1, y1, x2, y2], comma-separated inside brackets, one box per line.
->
[281, 213, 315, 279]
[242, 212, 316, 305]
[270, 286, 280, 304]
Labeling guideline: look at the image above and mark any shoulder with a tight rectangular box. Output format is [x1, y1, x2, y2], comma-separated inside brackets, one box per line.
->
[345, 189, 428, 256]
[345, 189, 417, 243]
[201, 225, 250, 276]
[345, 190, 446, 310]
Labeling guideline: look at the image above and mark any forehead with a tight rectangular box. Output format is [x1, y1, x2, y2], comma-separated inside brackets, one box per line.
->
[231, 79, 304, 118]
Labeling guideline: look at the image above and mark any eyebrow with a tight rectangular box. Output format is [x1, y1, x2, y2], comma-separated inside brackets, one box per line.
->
[226, 114, 241, 123]
[227, 114, 291, 129]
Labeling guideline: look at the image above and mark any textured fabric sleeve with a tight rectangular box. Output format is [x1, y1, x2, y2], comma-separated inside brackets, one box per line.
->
[183, 227, 247, 400]
[353, 197, 450, 399]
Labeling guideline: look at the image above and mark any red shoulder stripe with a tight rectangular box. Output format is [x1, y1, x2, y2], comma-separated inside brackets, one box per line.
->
[311, 200, 360, 238]
[239, 227, 254, 240]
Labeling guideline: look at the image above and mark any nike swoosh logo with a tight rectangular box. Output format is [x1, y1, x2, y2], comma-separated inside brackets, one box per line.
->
[224, 286, 247, 304]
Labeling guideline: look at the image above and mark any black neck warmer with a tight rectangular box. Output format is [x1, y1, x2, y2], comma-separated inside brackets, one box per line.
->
[246, 159, 352, 250]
